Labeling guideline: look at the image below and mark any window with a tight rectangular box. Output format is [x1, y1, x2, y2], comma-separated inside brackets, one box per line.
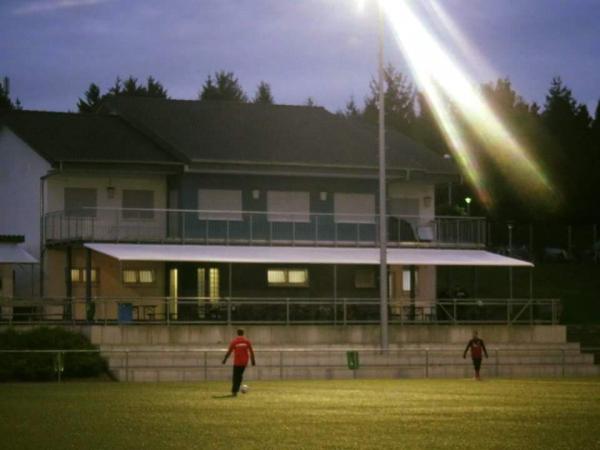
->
[197, 267, 220, 300]
[70, 268, 98, 284]
[354, 269, 375, 288]
[198, 189, 242, 221]
[267, 191, 310, 222]
[402, 269, 418, 292]
[122, 269, 155, 284]
[267, 268, 309, 287]
[334, 193, 375, 223]
[209, 268, 220, 299]
[122, 190, 154, 219]
[65, 188, 97, 217]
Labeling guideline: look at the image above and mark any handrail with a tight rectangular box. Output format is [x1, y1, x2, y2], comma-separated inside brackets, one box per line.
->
[46, 207, 485, 221]
[43, 208, 487, 248]
[0, 297, 560, 325]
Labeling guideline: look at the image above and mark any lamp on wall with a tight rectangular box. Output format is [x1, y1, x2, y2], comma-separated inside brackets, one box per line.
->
[252, 190, 260, 200]
[106, 186, 116, 199]
[319, 192, 327, 201]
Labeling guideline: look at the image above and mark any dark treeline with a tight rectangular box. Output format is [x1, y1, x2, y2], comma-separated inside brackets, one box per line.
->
[45, 68, 600, 223]
[0, 78, 22, 111]
[340, 67, 600, 224]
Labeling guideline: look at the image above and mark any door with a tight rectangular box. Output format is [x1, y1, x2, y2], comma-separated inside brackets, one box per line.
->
[176, 264, 221, 320]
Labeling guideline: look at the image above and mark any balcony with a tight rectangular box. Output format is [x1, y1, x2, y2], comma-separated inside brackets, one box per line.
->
[43, 208, 486, 248]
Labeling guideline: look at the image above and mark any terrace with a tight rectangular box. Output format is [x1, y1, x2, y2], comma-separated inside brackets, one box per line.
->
[43, 208, 486, 248]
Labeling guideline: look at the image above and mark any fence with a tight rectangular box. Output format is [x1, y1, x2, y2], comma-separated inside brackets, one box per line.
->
[0, 347, 595, 383]
[488, 222, 600, 262]
[43, 208, 486, 248]
[0, 297, 560, 325]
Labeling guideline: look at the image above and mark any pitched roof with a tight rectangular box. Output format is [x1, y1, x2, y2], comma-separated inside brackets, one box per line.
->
[0, 110, 179, 165]
[102, 97, 457, 175]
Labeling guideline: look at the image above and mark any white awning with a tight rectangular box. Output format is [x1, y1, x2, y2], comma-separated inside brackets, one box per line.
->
[0, 244, 38, 264]
[84, 243, 533, 267]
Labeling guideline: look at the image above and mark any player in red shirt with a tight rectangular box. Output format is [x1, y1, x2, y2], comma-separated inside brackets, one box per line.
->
[222, 329, 256, 396]
[463, 330, 488, 380]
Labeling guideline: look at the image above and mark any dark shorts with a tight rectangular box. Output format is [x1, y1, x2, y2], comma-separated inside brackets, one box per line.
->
[472, 358, 482, 371]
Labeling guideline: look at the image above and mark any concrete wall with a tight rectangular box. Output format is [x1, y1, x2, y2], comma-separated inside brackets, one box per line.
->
[0, 127, 50, 296]
[83, 324, 567, 347]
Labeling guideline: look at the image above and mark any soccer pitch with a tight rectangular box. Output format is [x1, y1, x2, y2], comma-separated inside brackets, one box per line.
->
[1, 379, 599, 449]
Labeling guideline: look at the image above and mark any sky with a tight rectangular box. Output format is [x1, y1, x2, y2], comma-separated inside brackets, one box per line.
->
[1, 0, 599, 114]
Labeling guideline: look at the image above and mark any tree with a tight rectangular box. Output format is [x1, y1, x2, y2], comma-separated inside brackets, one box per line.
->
[199, 71, 248, 102]
[77, 83, 102, 113]
[0, 78, 20, 111]
[413, 91, 447, 156]
[146, 76, 168, 98]
[304, 97, 317, 107]
[542, 77, 593, 219]
[363, 64, 415, 135]
[78, 76, 168, 112]
[109, 76, 168, 98]
[253, 81, 274, 104]
[340, 96, 361, 119]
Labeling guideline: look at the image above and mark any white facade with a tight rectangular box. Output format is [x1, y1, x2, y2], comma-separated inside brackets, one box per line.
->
[0, 127, 50, 296]
[44, 174, 168, 242]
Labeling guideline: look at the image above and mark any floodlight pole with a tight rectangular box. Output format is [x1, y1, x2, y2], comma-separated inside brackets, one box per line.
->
[377, 0, 389, 350]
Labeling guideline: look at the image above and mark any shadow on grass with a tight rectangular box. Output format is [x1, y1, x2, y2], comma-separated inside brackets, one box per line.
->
[212, 394, 237, 399]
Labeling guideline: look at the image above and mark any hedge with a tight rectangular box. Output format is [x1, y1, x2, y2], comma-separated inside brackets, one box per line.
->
[0, 327, 109, 381]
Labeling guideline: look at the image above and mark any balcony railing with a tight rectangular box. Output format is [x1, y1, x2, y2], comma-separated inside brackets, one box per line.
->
[0, 297, 559, 325]
[43, 208, 486, 248]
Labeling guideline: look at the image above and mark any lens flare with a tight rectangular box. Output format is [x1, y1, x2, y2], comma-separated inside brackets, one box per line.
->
[380, 0, 555, 208]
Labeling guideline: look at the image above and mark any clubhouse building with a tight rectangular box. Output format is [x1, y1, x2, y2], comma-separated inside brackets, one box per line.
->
[0, 98, 536, 325]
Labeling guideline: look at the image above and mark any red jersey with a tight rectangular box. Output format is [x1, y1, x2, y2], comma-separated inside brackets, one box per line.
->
[465, 338, 487, 359]
[228, 336, 254, 367]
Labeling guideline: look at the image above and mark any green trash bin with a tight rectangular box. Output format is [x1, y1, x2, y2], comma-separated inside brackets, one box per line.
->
[346, 351, 360, 370]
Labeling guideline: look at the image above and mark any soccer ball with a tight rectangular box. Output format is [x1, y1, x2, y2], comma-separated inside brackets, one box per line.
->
[240, 384, 249, 394]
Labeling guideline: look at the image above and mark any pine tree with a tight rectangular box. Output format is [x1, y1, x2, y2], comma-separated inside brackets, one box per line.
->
[363, 64, 415, 135]
[0, 79, 15, 111]
[542, 77, 593, 220]
[77, 76, 168, 112]
[77, 83, 102, 113]
[304, 97, 317, 107]
[199, 71, 248, 102]
[341, 96, 361, 119]
[253, 81, 274, 104]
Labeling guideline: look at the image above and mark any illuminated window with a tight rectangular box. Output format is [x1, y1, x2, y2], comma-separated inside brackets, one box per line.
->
[267, 268, 308, 287]
[209, 268, 220, 299]
[122, 270, 137, 284]
[402, 269, 418, 292]
[354, 269, 375, 288]
[267, 269, 286, 284]
[123, 269, 155, 284]
[197, 268, 206, 299]
[70, 268, 98, 284]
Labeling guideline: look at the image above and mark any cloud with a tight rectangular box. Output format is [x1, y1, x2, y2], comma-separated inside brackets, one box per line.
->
[13, 0, 112, 16]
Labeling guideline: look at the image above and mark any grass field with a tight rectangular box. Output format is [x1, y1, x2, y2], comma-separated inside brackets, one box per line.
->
[1, 378, 599, 449]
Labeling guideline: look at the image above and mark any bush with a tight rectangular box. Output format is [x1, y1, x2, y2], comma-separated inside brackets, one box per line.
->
[0, 327, 108, 381]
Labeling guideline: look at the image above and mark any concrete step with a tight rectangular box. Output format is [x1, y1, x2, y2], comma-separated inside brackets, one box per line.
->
[102, 345, 600, 381]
